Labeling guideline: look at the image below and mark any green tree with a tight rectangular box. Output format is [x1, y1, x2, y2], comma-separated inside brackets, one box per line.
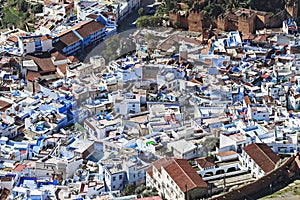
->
[102, 35, 121, 63]
[136, 16, 162, 28]
[138, 7, 144, 16]
[17, 0, 29, 12]
[135, 185, 146, 194]
[202, 137, 219, 155]
[121, 184, 136, 196]
[32, 3, 43, 14]
[174, 21, 180, 28]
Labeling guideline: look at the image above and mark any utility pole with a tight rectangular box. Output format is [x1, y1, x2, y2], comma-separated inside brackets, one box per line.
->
[185, 183, 188, 200]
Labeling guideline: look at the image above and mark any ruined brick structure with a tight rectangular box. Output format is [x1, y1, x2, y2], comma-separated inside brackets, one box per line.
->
[169, 10, 188, 29]
[237, 11, 256, 34]
[188, 10, 204, 32]
[169, 0, 300, 34]
[217, 13, 238, 31]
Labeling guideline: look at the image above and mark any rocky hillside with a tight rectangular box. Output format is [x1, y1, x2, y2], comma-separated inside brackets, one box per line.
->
[0, 0, 43, 31]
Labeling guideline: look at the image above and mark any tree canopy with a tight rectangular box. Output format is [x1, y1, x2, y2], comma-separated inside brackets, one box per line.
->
[157, 0, 293, 18]
[136, 16, 163, 28]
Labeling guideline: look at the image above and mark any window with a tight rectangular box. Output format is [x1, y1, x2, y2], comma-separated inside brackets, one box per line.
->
[113, 176, 116, 181]
[119, 175, 122, 180]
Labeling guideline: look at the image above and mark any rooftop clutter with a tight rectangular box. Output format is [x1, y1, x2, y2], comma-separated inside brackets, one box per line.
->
[0, 3, 300, 198]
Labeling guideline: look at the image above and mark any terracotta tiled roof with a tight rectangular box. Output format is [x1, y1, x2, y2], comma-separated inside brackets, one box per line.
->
[86, 14, 98, 19]
[57, 31, 80, 47]
[244, 95, 251, 106]
[243, 143, 280, 173]
[13, 164, 26, 172]
[294, 94, 300, 99]
[51, 51, 67, 61]
[7, 36, 18, 43]
[40, 35, 52, 41]
[163, 159, 207, 191]
[217, 150, 237, 157]
[195, 157, 216, 168]
[57, 63, 68, 74]
[54, 20, 105, 53]
[68, 55, 79, 63]
[27, 54, 56, 72]
[148, 157, 173, 175]
[76, 20, 105, 39]
[147, 170, 153, 178]
[26, 71, 41, 82]
[0, 99, 11, 110]
[0, 187, 10, 200]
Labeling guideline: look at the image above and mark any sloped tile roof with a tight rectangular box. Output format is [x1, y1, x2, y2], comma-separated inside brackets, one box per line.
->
[243, 143, 280, 173]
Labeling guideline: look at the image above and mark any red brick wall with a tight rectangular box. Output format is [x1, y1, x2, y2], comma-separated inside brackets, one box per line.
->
[188, 11, 204, 32]
[238, 13, 256, 34]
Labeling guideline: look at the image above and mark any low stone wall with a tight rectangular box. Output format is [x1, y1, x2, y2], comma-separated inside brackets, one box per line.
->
[211, 156, 300, 200]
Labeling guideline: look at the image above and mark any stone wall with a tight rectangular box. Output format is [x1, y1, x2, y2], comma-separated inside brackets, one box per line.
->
[238, 13, 256, 34]
[211, 156, 300, 200]
[169, 12, 188, 29]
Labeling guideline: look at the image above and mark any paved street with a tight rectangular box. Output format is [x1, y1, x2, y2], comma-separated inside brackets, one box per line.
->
[83, 0, 156, 62]
[117, 0, 156, 32]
